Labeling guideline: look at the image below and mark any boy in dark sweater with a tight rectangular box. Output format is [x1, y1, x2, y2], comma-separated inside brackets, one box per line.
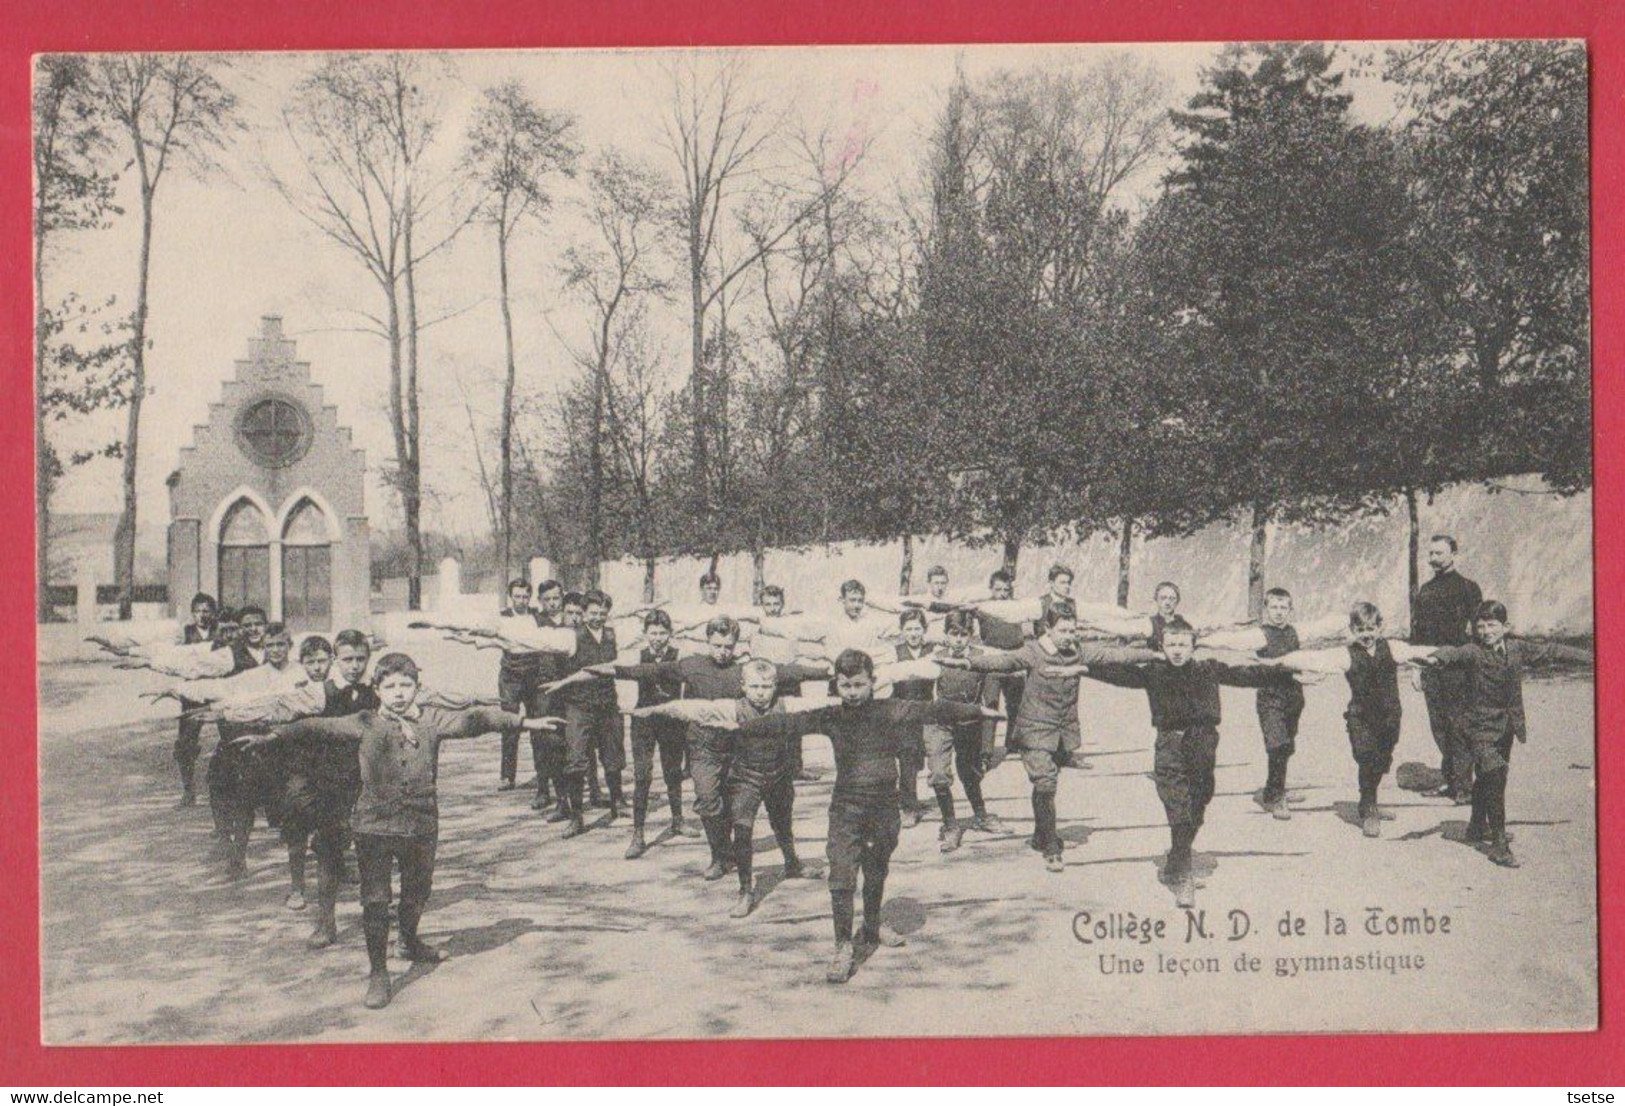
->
[1422, 600, 1592, 867]
[282, 629, 379, 948]
[496, 578, 543, 794]
[1072, 616, 1279, 907]
[624, 609, 693, 859]
[233, 652, 563, 1010]
[929, 608, 1005, 851]
[1265, 603, 1439, 839]
[733, 650, 1000, 983]
[890, 609, 936, 828]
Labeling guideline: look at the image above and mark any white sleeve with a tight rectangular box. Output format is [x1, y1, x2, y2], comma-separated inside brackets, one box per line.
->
[636, 699, 740, 729]
[974, 598, 1043, 622]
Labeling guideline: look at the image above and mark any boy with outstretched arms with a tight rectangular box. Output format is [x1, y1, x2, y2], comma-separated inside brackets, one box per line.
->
[496, 578, 542, 793]
[938, 600, 1158, 872]
[635, 659, 828, 917]
[281, 629, 379, 947]
[232, 652, 562, 1010]
[1209, 588, 1309, 819]
[890, 609, 936, 828]
[560, 616, 830, 878]
[527, 581, 572, 817]
[555, 590, 626, 835]
[276, 635, 337, 911]
[1264, 602, 1440, 839]
[1069, 616, 1279, 907]
[977, 570, 1026, 765]
[623, 609, 694, 858]
[731, 650, 1001, 983]
[929, 608, 1006, 850]
[1421, 600, 1592, 868]
[173, 592, 221, 807]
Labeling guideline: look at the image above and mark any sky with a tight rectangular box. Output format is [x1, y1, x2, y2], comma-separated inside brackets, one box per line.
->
[40, 42, 1405, 561]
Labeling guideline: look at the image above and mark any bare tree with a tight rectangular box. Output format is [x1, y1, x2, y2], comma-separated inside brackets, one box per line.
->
[555, 152, 673, 584]
[93, 55, 238, 618]
[269, 54, 469, 610]
[657, 54, 865, 558]
[462, 81, 577, 578]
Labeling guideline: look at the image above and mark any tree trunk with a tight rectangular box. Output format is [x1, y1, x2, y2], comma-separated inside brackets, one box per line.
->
[688, 212, 709, 531]
[403, 183, 423, 612]
[1002, 534, 1020, 580]
[1116, 517, 1134, 608]
[113, 185, 155, 621]
[643, 554, 656, 605]
[1247, 500, 1270, 620]
[497, 219, 516, 580]
[586, 362, 605, 589]
[34, 218, 53, 621]
[751, 545, 766, 604]
[899, 532, 914, 595]
[1406, 486, 1420, 631]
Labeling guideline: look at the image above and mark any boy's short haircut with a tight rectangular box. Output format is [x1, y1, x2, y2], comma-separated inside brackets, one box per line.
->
[190, 592, 218, 610]
[944, 609, 977, 635]
[1154, 581, 1181, 600]
[373, 652, 421, 685]
[899, 608, 928, 630]
[927, 565, 949, 580]
[299, 635, 334, 660]
[1476, 600, 1509, 624]
[988, 569, 1014, 589]
[741, 658, 778, 682]
[832, 649, 875, 678]
[264, 621, 291, 642]
[536, 579, 563, 599]
[1048, 563, 1075, 583]
[760, 584, 785, 602]
[334, 628, 372, 653]
[1043, 599, 1079, 627]
[1431, 534, 1459, 552]
[1348, 601, 1384, 630]
[700, 571, 722, 588]
[839, 578, 866, 598]
[643, 608, 673, 631]
[1161, 615, 1197, 641]
[705, 616, 741, 641]
[217, 608, 238, 625]
[563, 591, 586, 610]
[507, 578, 529, 593]
[583, 589, 612, 611]
[239, 605, 268, 622]
[1264, 587, 1293, 603]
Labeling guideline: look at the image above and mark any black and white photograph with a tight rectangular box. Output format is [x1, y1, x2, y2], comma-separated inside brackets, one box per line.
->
[32, 40, 1594, 1043]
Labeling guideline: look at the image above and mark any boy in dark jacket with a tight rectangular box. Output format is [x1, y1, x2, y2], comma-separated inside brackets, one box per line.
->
[624, 609, 691, 858]
[1422, 601, 1592, 867]
[929, 608, 1005, 851]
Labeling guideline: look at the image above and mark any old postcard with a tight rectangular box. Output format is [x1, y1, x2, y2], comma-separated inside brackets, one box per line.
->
[32, 41, 1594, 1042]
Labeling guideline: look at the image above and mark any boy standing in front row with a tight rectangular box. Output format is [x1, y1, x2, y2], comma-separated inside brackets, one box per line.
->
[732, 650, 1000, 983]
[929, 608, 1005, 851]
[1067, 617, 1280, 907]
[1265, 603, 1439, 839]
[1423, 601, 1591, 868]
[623, 609, 693, 859]
[233, 653, 562, 1010]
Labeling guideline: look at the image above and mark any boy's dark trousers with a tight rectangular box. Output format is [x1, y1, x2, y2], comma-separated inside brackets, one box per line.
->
[355, 831, 436, 971]
[925, 722, 988, 823]
[565, 703, 626, 809]
[631, 716, 687, 828]
[729, 768, 798, 890]
[1257, 699, 1303, 803]
[284, 777, 356, 924]
[688, 728, 732, 862]
[1467, 725, 1516, 839]
[1153, 724, 1220, 832]
[207, 739, 267, 872]
[826, 795, 899, 941]
[174, 704, 206, 797]
[1420, 667, 1474, 797]
[1347, 714, 1402, 816]
[498, 669, 524, 783]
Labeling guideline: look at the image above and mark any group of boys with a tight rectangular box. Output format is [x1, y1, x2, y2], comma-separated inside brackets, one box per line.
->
[145, 531, 1587, 1002]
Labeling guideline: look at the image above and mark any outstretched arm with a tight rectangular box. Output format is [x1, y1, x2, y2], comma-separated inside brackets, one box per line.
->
[632, 699, 741, 729]
[1266, 647, 1351, 675]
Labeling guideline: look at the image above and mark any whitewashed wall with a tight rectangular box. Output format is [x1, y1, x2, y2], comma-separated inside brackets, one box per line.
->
[599, 475, 1592, 635]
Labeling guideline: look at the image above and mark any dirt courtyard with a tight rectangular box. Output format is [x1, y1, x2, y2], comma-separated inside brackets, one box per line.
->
[36, 639, 1596, 1043]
